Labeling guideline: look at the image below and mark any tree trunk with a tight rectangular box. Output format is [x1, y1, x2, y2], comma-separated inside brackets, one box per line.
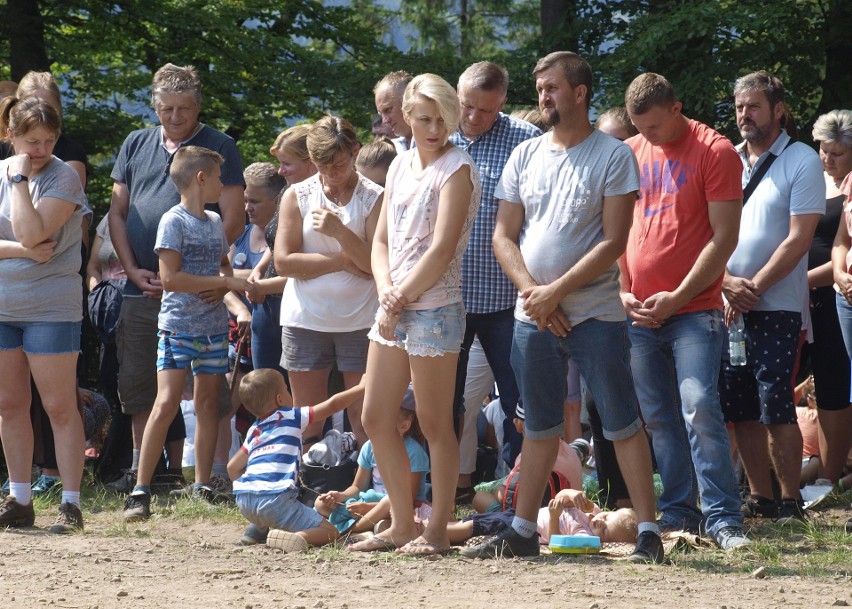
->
[6, 0, 51, 80]
[540, 0, 578, 55]
[817, 0, 852, 116]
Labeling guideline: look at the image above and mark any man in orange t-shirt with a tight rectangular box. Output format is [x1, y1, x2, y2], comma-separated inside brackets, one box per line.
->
[620, 73, 750, 551]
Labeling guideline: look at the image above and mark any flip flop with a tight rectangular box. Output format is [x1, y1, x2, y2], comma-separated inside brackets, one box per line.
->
[347, 534, 399, 552]
[396, 540, 451, 556]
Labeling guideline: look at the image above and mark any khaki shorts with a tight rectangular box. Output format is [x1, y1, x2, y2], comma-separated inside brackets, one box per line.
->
[117, 297, 230, 417]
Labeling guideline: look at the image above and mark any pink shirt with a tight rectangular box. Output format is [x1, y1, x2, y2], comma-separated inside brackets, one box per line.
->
[535, 504, 603, 543]
[384, 146, 480, 310]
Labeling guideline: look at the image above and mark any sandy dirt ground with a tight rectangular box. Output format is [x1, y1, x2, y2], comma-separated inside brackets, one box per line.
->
[1, 507, 850, 609]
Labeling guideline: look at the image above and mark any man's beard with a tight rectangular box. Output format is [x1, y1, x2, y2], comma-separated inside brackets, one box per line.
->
[739, 120, 770, 144]
[542, 106, 561, 127]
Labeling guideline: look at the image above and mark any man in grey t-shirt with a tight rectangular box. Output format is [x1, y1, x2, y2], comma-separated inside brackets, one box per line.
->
[462, 52, 663, 564]
[107, 63, 245, 491]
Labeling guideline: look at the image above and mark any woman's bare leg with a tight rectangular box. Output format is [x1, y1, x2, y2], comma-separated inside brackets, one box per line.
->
[0, 350, 33, 487]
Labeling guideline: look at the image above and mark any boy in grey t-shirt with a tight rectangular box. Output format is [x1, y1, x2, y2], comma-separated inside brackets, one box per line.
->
[123, 147, 249, 522]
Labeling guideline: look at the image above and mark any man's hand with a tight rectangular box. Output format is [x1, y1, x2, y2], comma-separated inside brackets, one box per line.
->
[722, 274, 759, 313]
[519, 283, 571, 336]
[621, 291, 655, 328]
[636, 291, 682, 325]
[235, 310, 251, 339]
[128, 268, 163, 300]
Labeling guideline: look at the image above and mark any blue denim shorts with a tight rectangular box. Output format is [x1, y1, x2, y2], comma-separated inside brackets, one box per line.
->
[0, 321, 81, 354]
[368, 302, 466, 357]
[236, 489, 323, 532]
[281, 325, 369, 372]
[156, 331, 229, 375]
[511, 319, 643, 441]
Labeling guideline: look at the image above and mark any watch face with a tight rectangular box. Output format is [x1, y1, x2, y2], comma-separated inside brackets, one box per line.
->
[11, 174, 27, 183]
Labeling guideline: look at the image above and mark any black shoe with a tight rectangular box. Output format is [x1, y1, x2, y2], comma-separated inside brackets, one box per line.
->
[152, 470, 186, 491]
[240, 524, 269, 546]
[774, 499, 806, 525]
[0, 496, 35, 527]
[106, 470, 137, 493]
[743, 494, 778, 519]
[49, 502, 84, 534]
[460, 527, 540, 559]
[628, 531, 665, 564]
[123, 491, 151, 522]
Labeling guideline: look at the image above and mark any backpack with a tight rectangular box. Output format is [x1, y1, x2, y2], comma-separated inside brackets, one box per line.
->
[87, 278, 126, 345]
[502, 463, 571, 511]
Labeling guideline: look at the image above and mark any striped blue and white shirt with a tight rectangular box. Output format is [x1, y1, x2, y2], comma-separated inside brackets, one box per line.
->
[233, 406, 313, 495]
[450, 114, 542, 314]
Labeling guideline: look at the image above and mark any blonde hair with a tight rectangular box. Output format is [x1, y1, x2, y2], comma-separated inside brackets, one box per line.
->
[374, 70, 413, 95]
[17, 71, 62, 119]
[152, 63, 201, 105]
[602, 508, 638, 543]
[596, 107, 639, 138]
[270, 124, 312, 160]
[306, 115, 358, 166]
[402, 73, 461, 138]
[239, 369, 286, 418]
[169, 145, 223, 192]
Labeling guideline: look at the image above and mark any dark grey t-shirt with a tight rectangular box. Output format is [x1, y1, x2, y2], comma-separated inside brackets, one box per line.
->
[110, 125, 243, 296]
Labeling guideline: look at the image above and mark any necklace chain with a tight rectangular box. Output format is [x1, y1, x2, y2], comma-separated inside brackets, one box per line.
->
[323, 173, 357, 204]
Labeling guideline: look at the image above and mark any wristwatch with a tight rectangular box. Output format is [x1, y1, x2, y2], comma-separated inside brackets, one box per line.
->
[10, 174, 28, 183]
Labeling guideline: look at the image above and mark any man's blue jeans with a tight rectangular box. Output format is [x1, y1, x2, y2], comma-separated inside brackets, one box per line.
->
[628, 310, 743, 536]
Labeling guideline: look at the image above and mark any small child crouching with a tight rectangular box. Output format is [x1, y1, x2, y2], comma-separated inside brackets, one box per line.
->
[228, 369, 366, 552]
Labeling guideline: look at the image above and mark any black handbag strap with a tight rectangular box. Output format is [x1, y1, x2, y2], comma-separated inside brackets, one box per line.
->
[742, 139, 794, 205]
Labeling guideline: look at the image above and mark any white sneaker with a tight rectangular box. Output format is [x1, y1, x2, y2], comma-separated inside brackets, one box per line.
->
[266, 529, 309, 553]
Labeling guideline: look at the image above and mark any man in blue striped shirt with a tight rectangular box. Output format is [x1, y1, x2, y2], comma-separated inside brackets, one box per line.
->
[449, 62, 542, 493]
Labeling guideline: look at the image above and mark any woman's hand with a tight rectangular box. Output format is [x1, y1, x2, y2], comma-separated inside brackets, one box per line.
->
[245, 277, 266, 304]
[379, 285, 408, 315]
[7, 154, 32, 180]
[346, 501, 375, 518]
[26, 239, 57, 263]
[378, 310, 400, 341]
[311, 208, 345, 239]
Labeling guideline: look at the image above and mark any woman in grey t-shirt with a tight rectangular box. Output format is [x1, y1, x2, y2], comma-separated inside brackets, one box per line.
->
[0, 97, 87, 534]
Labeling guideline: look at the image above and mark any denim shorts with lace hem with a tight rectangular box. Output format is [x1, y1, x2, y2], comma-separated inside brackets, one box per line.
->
[368, 302, 465, 357]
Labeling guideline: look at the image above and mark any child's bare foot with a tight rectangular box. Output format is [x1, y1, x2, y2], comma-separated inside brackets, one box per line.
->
[396, 536, 451, 556]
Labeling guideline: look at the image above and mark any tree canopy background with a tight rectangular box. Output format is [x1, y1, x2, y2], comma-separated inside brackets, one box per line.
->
[1, 0, 849, 220]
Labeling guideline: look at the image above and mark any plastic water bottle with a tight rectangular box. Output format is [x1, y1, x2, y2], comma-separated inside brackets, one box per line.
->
[729, 316, 747, 366]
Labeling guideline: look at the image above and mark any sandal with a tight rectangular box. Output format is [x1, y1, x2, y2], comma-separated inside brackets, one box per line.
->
[347, 534, 399, 552]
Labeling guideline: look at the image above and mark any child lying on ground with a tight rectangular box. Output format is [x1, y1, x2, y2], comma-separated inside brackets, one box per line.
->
[472, 401, 586, 513]
[447, 489, 637, 548]
[227, 369, 366, 551]
[316, 385, 431, 540]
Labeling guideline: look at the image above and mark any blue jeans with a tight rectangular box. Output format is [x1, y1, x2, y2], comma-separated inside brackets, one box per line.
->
[454, 307, 522, 467]
[511, 319, 643, 441]
[629, 310, 742, 536]
[836, 293, 852, 402]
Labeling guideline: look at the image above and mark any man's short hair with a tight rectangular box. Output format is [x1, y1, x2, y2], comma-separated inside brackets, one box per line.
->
[624, 73, 677, 115]
[307, 115, 358, 166]
[812, 109, 852, 148]
[458, 61, 509, 96]
[239, 369, 285, 418]
[152, 63, 202, 105]
[533, 51, 593, 108]
[595, 107, 639, 137]
[402, 73, 462, 137]
[169, 145, 223, 192]
[374, 70, 413, 95]
[244, 162, 286, 199]
[733, 71, 785, 108]
[356, 137, 397, 172]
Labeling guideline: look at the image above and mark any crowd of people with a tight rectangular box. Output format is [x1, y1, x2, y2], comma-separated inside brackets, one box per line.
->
[1, 50, 851, 564]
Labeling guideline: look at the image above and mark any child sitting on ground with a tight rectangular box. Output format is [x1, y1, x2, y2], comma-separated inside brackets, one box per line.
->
[123, 146, 248, 522]
[472, 401, 586, 513]
[448, 488, 637, 549]
[315, 385, 430, 539]
[228, 369, 366, 551]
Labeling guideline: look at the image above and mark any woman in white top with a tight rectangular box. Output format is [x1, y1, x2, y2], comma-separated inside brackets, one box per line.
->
[349, 74, 481, 555]
[275, 116, 382, 444]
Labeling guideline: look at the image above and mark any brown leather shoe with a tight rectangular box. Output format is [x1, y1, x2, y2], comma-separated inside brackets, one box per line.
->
[48, 502, 84, 534]
[0, 496, 35, 527]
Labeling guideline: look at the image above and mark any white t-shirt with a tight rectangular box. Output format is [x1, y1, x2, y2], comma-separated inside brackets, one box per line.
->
[280, 174, 382, 332]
